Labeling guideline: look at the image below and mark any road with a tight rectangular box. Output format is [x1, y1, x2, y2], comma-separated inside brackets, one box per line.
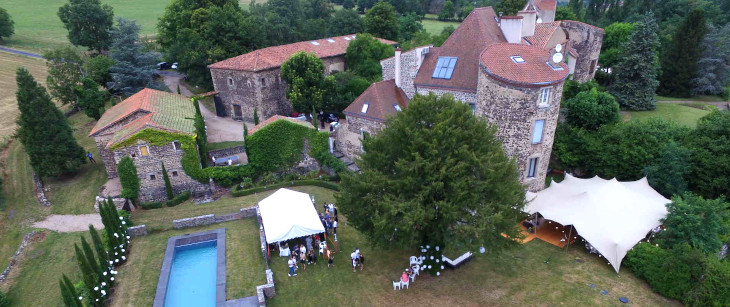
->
[0, 46, 43, 59]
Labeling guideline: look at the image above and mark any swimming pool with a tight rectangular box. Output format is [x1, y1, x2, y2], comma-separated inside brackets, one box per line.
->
[154, 228, 226, 307]
[165, 240, 217, 307]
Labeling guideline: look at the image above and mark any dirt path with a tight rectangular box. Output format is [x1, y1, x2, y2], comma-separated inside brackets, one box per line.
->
[657, 100, 728, 109]
[32, 214, 103, 232]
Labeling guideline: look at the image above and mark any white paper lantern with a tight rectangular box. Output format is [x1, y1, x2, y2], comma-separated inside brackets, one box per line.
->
[435, 246, 440, 251]
[78, 297, 83, 300]
[121, 256, 126, 260]
[441, 265, 444, 269]
[428, 265, 432, 269]
[122, 249, 126, 253]
[94, 287, 99, 291]
[101, 290, 106, 296]
[430, 256, 434, 260]
[96, 299, 99, 302]
[122, 221, 126, 225]
[436, 272, 440, 276]
[426, 245, 430, 249]
[126, 236, 130, 239]
[111, 277, 115, 281]
[109, 261, 114, 265]
[103, 272, 107, 276]
[119, 217, 123, 220]
[479, 246, 486, 254]
[114, 233, 119, 238]
[115, 252, 118, 256]
[101, 282, 106, 286]
[115, 259, 119, 263]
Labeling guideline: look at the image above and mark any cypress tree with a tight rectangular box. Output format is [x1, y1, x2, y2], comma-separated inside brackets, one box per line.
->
[74, 243, 100, 306]
[100, 199, 119, 252]
[60, 274, 82, 307]
[59, 278, 74, 306]
[658, 9, 707, 97]
[88, 225, 110, 278]
[243, 123, 248, 140]
[80, 237, 100, 276]
[162, 162, 173, 200]
[253, 107, 259, 125]
[15, 67, 86, 177]
[117, 156, 140, 202]
[609, 13, 660, 110]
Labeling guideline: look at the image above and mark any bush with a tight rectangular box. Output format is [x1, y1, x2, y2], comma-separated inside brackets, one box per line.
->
[140, 201, 163, 209]
[684, 257, 730, 306]
[563, 88, 620, 130]
[723, 86, 730, 101]
[231, 179, 339, 197]
[246, 120, 311, 171]
[117, 156, 140, 200]
[165, 191, 191, 207]
[625, 243, 707, 301]
[562, 79, 599, 102]
[0, 290, 9, 307]
[117, 209, 132, 226]
[203, 164, 258, 187]
[308, 131, 347, 173]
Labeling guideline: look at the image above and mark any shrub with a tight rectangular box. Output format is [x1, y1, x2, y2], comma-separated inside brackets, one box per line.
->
[562, 79, 599, 101]
[117, 209, 132, 226]
[165, 191, 191, 207]
[140, 201, 163, 209]
[308, 131, 347, 173]
[117, 156, 140, 200]
[625, 243, 707, 301]
[563, 88, 620, 130]
[684, 257, 730, 306]
[0, 290, 9, 307]
[203, 164, 258, 187]
[231, 179, 340, 197]
[246, 120, 312, 171]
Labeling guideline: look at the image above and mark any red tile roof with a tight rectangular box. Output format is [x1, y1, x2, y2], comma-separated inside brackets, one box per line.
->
[247, 115, 313, 135]
[535, 0, 557, 11]
[343, 80, 408, 122]
[524, 21, 562, 48]
[480, 43, 569, 86]
[209, 35, 397, 72]
[413, 7, 506, 92]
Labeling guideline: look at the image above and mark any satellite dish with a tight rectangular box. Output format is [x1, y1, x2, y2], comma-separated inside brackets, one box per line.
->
[555, 44, 563, 52]
[552, 52, 564, 63]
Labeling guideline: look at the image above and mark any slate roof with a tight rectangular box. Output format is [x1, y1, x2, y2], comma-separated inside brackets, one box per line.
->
[343, 80, 408, 122]
[413, 7, 507, 92]
[89, 88, 197, 148]
[209, 35, 397, 72]
[480, 43, 569, 86]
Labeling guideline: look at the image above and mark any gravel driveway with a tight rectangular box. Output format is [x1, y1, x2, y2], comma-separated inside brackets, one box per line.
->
[32, 214, 104, 232]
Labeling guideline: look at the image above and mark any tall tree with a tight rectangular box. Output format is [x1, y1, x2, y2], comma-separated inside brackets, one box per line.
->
[107, 18, 160, 96]
[345, 33, 395, 80]
[363, 1, 399, 41]
[83, 55, 114, 87]
[609, 13, 660, 110]
[399, 13, 424, 41]
[59, 274, 82, 307]
[598, 22, 635, 79]
[692, 24, 730, 96]
[555, 6, 578, 21]
[495, 0, 524, 16]
[117, 156, 140, 203]
[643, 142, 691, 198]
[438, 0, 455, 21]
[568, 0, 585, 21]
[57, 0, 114, 53]
[658, 193, 729, 254]
[0, 7, 14, 40]
[74, 78, 107, 120]
[303, 0, 334, 19]
[280, 51, 336, 113]
[357, 0, 378, 13]
[44, 47, 84, 108]
[162, 162, 173, 200]
[336, 93, 526, 252]
[73, 243, 102, 306]
[15, 68, 85, 177]
[328, 9, 364, 37]
[686, 110, 730, 199]
[658, 9, 707, 97]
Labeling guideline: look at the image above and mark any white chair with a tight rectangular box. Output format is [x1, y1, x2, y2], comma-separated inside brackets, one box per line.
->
[411, 264, 420, 276]
[409, 274, 416, 282]
[392, 281, 402, 290]
[279, 242, 290, 257]
[401, 279, 409, 289]
[409, 256, 421, 266]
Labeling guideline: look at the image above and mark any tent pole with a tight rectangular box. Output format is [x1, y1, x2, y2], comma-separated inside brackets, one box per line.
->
[565, 225, 573, 252]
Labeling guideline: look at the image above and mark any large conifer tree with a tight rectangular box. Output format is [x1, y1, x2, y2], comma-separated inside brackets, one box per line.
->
[609, 13, 660, 110]
[107, 18, 159, 96]
[15, 68, 85, 177]
[658, 9, 707, 97]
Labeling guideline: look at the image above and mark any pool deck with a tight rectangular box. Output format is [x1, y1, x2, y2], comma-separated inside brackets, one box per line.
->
[153, 228, 227, 307]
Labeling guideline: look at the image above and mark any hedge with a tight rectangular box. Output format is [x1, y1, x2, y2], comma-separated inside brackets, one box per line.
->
[246, 120, 312, 172]
[231, 180, 340, 197]
[202, 164, 259, 187]
[165, 191, 191, 207]
[140, 201, 163, 209]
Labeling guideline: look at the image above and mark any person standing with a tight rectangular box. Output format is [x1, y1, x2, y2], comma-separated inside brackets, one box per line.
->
[299, 245, 307, 270]
[288, 256, 297, 277]
[350, 249, 358, 272]
[87, 152, 96, 163]
[326, 248, 334, 267]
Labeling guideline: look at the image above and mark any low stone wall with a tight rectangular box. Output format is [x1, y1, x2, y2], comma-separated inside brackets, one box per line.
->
[208, 146, 246, 160]
[94, 197, 128, 212]
[241, 207, 257, 218]
[33, 173, 51, 207]
[214, 212, 242, 224]
[173, 214, 215, 229]
[128, 225, 148, 237]
[0, 231, 37, 282]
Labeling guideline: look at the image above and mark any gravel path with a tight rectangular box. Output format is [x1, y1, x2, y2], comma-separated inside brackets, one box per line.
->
[32, 214, 104, 232]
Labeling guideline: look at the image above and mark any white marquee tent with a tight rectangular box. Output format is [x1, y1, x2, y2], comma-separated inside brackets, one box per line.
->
[525, 174, 670, 272]
[259, 188, 326, 244]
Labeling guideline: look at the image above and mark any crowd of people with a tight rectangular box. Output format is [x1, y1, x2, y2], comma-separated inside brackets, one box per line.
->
[320, 203, 338, 240]
[286, 233, 337, 277]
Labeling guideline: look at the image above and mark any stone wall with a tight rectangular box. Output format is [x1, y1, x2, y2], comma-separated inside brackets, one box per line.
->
[0, 231, 37, 282]
[333, 116, 385, 159]
[93, 111, 150, 178]
[173, 214, 216, 229]
[415, 87, 478, 105]
[476, 65, 564, 192]
[33, 173, 51, 207]
[113, 141, 207, 203]
[94, 197, 127, 212]
[381, 46, 431, 99]
[561, 21, 604, 83]
[211, 56, 346, 122]
[128, 225, 148, 237]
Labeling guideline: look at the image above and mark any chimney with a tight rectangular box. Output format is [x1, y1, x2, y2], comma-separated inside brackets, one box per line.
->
[517, 10, 537, 37]
[499, 16, 524, 44]
[394, 47, 402, 88]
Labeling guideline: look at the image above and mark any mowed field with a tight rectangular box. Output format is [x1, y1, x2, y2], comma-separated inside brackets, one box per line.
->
[0, 52, 48, 138]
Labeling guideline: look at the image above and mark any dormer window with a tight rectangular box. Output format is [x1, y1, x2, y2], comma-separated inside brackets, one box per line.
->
[361, 103, 369, 114]
[432, 57, 457, 79]
[511, 56, 525, 64]
[394, 104, 402, 111]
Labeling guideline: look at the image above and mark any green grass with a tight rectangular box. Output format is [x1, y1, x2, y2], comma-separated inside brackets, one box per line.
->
[2, 0, 169, 53]
[626, 103, 710, 128]
[655, 95, 725, 102]
[422, 18, 461, 35]
[208, 141, 246, 151]
[0, 52, 49, 138]
[109, 219, 266, 306]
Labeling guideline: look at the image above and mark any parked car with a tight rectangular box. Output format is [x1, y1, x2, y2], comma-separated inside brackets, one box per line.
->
[171, 62, 178, 70]
[156, 62, 171, 70]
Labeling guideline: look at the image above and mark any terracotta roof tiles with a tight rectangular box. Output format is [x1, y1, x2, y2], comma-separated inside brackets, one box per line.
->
[480, 43, 569, 86]
[524, 21, 562, 48]
[343, 80, 408, 122]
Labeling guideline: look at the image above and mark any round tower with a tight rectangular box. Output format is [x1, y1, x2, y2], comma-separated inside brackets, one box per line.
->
[476, 43, 569, 192]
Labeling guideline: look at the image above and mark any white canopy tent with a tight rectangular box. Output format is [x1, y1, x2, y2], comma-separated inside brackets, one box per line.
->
[525, 174, 670, 272]
[259, 188, 326, 244]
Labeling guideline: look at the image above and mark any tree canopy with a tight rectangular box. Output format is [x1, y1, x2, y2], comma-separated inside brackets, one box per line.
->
[0, 7, 14, 40]
[345, 33, 394, 81]
[328, 9, 363, 37]
[107, 18, 160, 96]
[642, 141, 691, 198]
[563, 88, 620, 130]
[43, 46, 84, 108]
[609, 13, 659, 110]
[692, 23, 730, 96]
[686, 109, 730, 199]
[117, 156, 140, 201]
[336, 93, 526, 252]
[495, 0, 524, 16]
[599, 22, 635, 75]
[15, 68, 85, 177]
[364, 1, 399, 41]
[658, 193, 729, 254]
[74, 78, 107, 120]
[57, 0, 114, 53]
[280, 51, 336, 113]
[658, 9, 707, 97]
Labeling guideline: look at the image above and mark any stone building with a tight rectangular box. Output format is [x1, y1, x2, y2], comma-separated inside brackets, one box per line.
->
[335, 5, 602, 192]
[89, 88, 207, 202]
[208, 35, 396, 121]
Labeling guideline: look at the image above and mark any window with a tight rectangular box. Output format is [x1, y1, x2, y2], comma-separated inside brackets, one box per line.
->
[361, 103, 369, 114]
[510, 56, 525, 63]
[172, 141, 181, 151]
[227, 78, 234, 86]
[344, 37, 351, 41]
[432, 57, 458, 79]
[469, 103, 476, 114]
[527, 158, 538, 178]
[310, 41, 320, 45]
[532, 120, 545, 144]
[172, 171, 179, 177]
[139, 145, 149, 156]
[327, 38, 336, 43]
[149, 174, 156, 180]
[261, 78, 266, 87]
[539, 88, 551, 106]
[394, 104, 402, 111]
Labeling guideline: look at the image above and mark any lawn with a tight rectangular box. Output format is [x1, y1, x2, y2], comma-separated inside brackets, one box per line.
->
[2, 0, 170, 53]
[655, 95, 725, 102]
[208, 141, 246, 151]
[0, 52, 48, 138]
[625, 103, 710, 128]
[422, 18, 461, 35]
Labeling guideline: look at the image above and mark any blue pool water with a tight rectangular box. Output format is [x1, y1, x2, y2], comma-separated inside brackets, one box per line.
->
[164, 240, 217, 307]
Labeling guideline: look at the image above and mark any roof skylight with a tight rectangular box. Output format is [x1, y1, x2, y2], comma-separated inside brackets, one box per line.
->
[361, 103, 369, 113]
[547, 62, 564, 71]
[432, 56, 458, 79]
[344, 37, 351, 41]
[310, 41, 320, 45]
[394, 104, 402, 111]
[511, 56, 525, 63]
[327, 39, 336, 43]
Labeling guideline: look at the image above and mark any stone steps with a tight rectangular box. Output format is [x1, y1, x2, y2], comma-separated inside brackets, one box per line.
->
[333, 151, 361, 173]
